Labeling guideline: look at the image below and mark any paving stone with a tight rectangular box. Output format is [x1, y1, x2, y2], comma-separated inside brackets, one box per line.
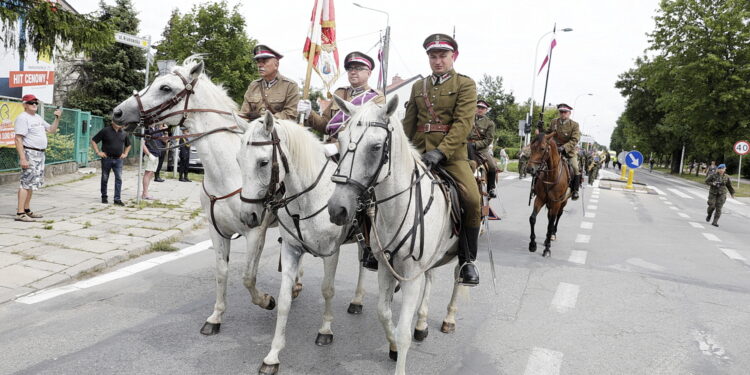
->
[16, 245, 63, 259]
[122, 227, 161, 238]
[2, 221, 44, 230]
[0, 234, 33, 246]
[96, 250, 130, 267]
[18, 259, 68, 273]
[0, 264, 53, 288]
[38, 248, 97, 266]
[113, 218, 146, 227]
[63, 259, 106, 278]
[28, 273, 72, 290]
[67, 240, 121, 254]
[67, 228, 108, 239]
[146, 229, 182, 245]
[21, 229, 64, 239]
[42, 234, 87, 247]
[0, 286, 34, 304]
[0, 252, 23, 267]
[48, 221, 85, 231]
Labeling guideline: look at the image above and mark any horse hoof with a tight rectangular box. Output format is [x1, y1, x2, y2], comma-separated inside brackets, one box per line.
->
[543, 250, 551, 258]
[413, 327, 429, 342]
[292, 283, 303, 299]
[389, 349, 398, 361]
[200, 322, 220, 335]
[529, 242, 537, 252]
[440, 321, 455, 334]
[258, 362, 279, 375]
[347, 303, 363, 315]
[264, 295, 276, 311]
[315, 333, 334, 346]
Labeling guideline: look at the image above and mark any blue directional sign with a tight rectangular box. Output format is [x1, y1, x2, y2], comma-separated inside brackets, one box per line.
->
[625, 150, 644, 169]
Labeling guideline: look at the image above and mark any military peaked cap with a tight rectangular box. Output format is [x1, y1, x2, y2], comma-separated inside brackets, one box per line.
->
[477, 99, 490, 108]
[344, 51, 375, 70]
[253, 45, 283, 60]
[557, 103, 573, 111]
[423, 33, 458, 53]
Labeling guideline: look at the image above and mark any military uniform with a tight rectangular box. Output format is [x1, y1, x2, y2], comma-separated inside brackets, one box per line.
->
[469, 99, 497, 195]
[518, 145, 530, 178]
[587, 152, 601, 184]
[403, 33, 480, 285]
[240, 45, 300, 121]
[546, 103, 581, 199]
[305, 85, 384, 134]
[705, 167, 735, 226]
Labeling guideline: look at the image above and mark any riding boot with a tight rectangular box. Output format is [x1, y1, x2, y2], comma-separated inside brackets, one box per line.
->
[457, 226, 480, 286]
[361, 245, 379, 271]
[571, 175, 581, 200]
[706, 207, 714, 222]
[487, 170, 497, 198]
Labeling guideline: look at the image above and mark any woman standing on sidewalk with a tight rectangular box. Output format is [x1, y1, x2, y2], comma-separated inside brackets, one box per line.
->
[141, 125, 163, 200]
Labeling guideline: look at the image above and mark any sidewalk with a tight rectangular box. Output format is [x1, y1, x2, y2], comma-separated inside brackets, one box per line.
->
[0, 166, 206, 304]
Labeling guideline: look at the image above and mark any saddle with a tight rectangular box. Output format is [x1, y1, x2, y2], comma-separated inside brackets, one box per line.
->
[431, 166, 463, 237]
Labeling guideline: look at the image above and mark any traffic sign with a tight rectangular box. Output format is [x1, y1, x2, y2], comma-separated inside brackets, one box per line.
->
[617, 151, 628, 166]
[625, 150, 644, 169]
[114, 32, 150, 49]
[734, 140, 749, 155]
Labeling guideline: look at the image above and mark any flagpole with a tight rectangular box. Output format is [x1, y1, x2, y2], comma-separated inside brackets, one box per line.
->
[300, 0, 321, 124]
[537, 23, 556, 131]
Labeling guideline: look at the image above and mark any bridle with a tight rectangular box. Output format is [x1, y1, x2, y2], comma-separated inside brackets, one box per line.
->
[529, 134, 569, 202]
[331, 119, 392, 198]
[239, 128, 290, 206]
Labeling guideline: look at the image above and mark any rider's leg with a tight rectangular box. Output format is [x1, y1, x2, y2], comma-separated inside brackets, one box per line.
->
[568, 152, 581, 200]
[485, 151, 498, 198]
[445, 160, 481, 286]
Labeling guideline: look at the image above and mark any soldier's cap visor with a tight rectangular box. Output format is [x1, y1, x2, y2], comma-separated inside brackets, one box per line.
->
[344, 52, 374, 70]
[557, 103, 573, 111]
[477, 100, 490, 108]
[254, 45, 283, 60]
[423, 33, 458, 53]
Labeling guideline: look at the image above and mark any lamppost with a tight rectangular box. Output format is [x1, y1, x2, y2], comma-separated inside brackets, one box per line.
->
[525, 26, 573, 145]
[573, 93, 593, 112]
[353, 3, 390, 97]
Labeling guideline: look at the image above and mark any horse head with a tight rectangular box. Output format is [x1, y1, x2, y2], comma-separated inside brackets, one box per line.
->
[327, 94, 399, 226]
[526, 132, 557, 176]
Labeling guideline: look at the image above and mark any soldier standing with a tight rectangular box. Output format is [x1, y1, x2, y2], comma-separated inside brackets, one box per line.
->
[518, 144, 531, 179]
[403, 33, 480, 286]
[705, 164, 735, 227]
[469, 99, 497, 198]
[587, 152, 601, 185]
[240, 45, 300, 120]
[546, 103, 582, 199]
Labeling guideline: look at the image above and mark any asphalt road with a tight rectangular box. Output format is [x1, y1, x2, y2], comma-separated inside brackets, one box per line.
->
[1, 167, 749, 375]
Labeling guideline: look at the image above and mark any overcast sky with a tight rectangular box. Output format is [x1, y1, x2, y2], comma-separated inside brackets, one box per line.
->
[72, 0, 660, 147]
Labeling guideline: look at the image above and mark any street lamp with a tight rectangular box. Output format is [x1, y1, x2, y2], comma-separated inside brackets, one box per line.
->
[353, 3, 390, 97]
[525, 26, 573, 145]
[573, 93, 593, 111]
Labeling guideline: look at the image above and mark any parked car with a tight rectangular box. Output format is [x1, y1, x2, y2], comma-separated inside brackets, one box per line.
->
[166, 145, 203, 173]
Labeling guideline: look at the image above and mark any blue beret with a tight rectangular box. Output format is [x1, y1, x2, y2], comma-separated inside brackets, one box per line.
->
[717, 164, 726, 169]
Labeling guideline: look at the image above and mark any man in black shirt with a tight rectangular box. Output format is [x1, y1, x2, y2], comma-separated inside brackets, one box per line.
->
[91, 121, 131, 205]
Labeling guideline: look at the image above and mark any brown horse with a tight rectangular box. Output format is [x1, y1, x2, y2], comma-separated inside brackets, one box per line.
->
[525, 132, 571, 257]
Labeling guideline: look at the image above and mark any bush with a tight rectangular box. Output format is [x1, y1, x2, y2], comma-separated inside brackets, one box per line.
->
[494, 147, 520, 160]
[45, 132, 75, 163]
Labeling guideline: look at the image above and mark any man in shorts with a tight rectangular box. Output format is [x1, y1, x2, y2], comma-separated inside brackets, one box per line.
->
[14, 94, 62, 222]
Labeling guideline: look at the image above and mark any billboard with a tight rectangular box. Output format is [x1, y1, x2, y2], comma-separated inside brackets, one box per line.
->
[0, 100, 27, 148]
[0, 19, 55, 103]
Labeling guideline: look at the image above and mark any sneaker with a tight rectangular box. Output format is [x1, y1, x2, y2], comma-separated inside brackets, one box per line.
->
[25, 211, 43, 218]
[15, 213, 36, 222]
[114, 200, 125, 206]
[102, 197, 108, 204]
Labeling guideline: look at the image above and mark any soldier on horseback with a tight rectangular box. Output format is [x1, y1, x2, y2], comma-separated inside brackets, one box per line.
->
[241, 45, 300, 120]
[402, 33, 481, 286]
[469, 99, 498, 198]
[545, 103, 582, 200]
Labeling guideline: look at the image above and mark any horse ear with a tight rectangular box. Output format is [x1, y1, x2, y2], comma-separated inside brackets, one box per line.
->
[189, 61, 204, 80]
[263, 111, 274, 134]
[232, 112, 248, 132]
[333, 94, 357, 116]
[383, 94, 399, 118]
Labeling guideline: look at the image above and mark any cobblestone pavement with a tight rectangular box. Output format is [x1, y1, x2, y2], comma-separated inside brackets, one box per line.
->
[0, 166, 206, 304]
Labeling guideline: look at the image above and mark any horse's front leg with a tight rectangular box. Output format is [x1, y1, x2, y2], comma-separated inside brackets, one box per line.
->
[552, 209, 564, 241]
[377, 265, 398, 362]
[315, 251, 340, 346]
[347, 262, 367, 315]
[529, 197, 543, 252]
[201, 229, 231, 335]
[259, 243, 302, 375]
[242, 221, 276, 311]
[441, 263, 464, 334]
[543, 209, 556, 258]
[394, 275, 424, 375]
[413, 269, 433, 341]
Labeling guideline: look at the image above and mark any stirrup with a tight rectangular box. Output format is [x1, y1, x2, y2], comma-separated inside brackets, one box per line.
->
[456, 261, 479, 287]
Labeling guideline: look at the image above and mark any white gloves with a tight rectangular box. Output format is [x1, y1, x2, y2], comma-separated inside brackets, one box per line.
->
[297, 100, 312, 117]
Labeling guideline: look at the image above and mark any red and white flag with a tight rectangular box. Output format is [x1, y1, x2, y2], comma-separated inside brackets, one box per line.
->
[303, 0, 339, 93]
[537, 38, 557, 75]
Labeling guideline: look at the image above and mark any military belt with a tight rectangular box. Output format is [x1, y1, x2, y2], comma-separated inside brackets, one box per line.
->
[417, 123, 451, 133]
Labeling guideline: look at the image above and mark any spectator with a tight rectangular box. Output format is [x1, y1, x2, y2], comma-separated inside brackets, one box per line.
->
[178, 138, 191, 182]
[90, 120, 131, 205]
[707, 161, 717, 176]
[141, 125, 162, 200]
[13, 95, 62, 222]
[498, 147, 509, 173]
[153, 124, 168, 182]
[649, 157, 655, 173]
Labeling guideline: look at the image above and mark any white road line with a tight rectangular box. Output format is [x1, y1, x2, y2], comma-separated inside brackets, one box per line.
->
[668, 188, 694, 199]
[585, 212, 596, 218]
[685, 187, 746, 206]
[524, 347, 563, 375]
[664, 201, 673, 205]
[523, 177, 533, 182]
[669, 206, 678, 210]
[702, 233, 721, 242]
[587, 205, 597, 210]
[678, 212, 690, 218]
[550, 282, 580, 313]
[15, 240, 213, 304]
[575, 234, 591, 243]
[649, 185, 667, 196]
[720, 248, 747, 262]
[590, 199, 599, 204]
[689, 222, 704, 229]
[580, 221, 593, 229]
[568, 250, 588, 265]
[659, 196, 667, 201]
[503, 175, 516, 180]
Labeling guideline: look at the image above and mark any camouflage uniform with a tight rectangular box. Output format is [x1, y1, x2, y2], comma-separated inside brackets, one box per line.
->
[19, 149, 45, 190]
[705, 171, 735, 225]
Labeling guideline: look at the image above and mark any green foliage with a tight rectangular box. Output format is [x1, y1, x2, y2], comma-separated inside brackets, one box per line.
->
[65, 0, 145, 116]
[45, 132, 74, 162]
[0, 0, 113, 61]
[477, 74, 522, 148]
[155, 2, 258, 103]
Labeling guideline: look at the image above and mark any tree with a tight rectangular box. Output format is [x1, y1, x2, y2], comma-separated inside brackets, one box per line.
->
[0, 0, 113, 61]
[477, 74, 520, 147]
[155, 1, 257, 103]
[64, 0, 145, 117]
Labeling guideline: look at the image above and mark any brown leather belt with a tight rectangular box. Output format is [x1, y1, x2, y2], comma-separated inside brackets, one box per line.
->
[416, 123, 451, 133]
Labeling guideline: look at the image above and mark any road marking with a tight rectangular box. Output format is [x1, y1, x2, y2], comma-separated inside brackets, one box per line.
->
[15, 240, 213, 304]
[590, 199, 599, 204]
[503, 175, 516, 180]
[702, 233, 721, 242]
[585, 212, 596, 218]
[550, 282, 580, 313]
[669, 206, 678, 210]
[720, 248, 746, 262]
[668, 188, 694, 199]
[664, 201, 673, 205]
[587, 205, 597, 210]
[649, 185, 667, 196]
[524, 347, 563, 375]
[523, 177, 533, 182]
[575, 234, 590, 243]
[580, 221, 593, 229]
[689, 222, 704, 229]
[678, 212, 690, 218]
[568, 250, 587, 265]
[685, 187, 745, 206]
[659, 196, 667, 201]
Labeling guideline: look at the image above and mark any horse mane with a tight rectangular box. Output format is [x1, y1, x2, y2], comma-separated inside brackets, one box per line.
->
[174, 55, 238, 112]
[270, 119, 326, 183]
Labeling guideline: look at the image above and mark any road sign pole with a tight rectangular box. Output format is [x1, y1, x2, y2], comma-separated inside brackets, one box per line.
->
[739, 154, 742, 189]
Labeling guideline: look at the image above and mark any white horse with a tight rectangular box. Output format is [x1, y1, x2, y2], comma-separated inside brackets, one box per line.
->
[327, 96, 468, 375]
[112, 56, 292, 334]
[237, 112, 365, 374]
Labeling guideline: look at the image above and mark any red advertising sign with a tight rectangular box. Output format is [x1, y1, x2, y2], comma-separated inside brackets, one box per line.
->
[9, 71, 55, 87]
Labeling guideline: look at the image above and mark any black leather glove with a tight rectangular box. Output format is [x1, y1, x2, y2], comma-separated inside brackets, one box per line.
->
[558, 146, 565, 156]
[422, 149, 446, 169]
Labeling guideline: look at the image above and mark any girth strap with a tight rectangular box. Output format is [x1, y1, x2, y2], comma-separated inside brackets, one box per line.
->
[202, 182, 242, 240]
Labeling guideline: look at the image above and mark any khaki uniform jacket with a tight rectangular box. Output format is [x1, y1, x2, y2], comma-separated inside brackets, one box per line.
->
[305, 85, 384, 133]
[546, 118, 581, 156]
[469, 115, 496, 155]
[403, 69, 477, 161]
[240, 74, 300, 120]
[706, 173, 736, 196]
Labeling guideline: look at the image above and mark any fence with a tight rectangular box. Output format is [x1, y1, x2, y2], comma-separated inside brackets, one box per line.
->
[0, 101, 140, 172]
